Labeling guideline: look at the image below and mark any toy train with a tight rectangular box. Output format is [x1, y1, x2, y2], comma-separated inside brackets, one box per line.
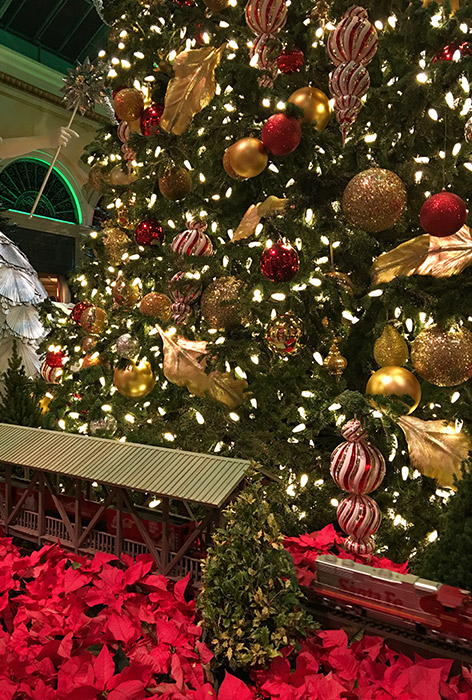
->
[310, 555, 472, 647]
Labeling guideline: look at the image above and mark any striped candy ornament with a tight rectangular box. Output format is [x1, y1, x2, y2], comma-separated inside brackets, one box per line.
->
[40, 360, 63, 384]
[337, 494, 382, 540]
[328, 6, 377, 144]
[327, 8, 378, 66]
[169, 271, 202, 305]
[330, 440, 386, 494]
[249, 35, 278, 86]
[117, 121, 130, 143]
[331, 419, 385, 556]
[171, 301, 192, 324]
[245, 0, 287, 35]
[171, 222, 214, 257]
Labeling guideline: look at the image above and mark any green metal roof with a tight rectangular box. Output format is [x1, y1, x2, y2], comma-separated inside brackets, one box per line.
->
[0, 424, 251, 508]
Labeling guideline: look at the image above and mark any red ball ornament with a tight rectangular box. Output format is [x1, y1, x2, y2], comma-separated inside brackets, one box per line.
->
[277, 47, 304, 74]
[134, 219, 165, 246]
[260, 241, 300, 282]
[420, 191, 467, 237]
[432, 41, 472, 63]
[72, 301, 92, 325]
[261, 114, 302, 156]
[140, 103, 164, 137]
[45, 350, 67, 368]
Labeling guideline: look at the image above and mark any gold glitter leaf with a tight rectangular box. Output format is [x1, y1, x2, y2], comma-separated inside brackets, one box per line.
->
[371, 234, 430, 285]
[398, 416, 471, 489]
[233, 196, 288, 242]
[161, 44, 226, 135]
[413, 226, 472, 278]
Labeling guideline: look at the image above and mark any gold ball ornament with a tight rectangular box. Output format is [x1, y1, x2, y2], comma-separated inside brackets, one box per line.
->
[203, 0, 229, 10]
[228, 138, 268, 179]
[265, 312, 305, 355]
[366, 366, 421, 415]
[139, 292, 172, 321]
[374, 325, 409, 367]
[158, 167, 192, 201]
[411, 325, 472, 387]
[113, 273, 141, 308]
[288, 87, 331, 131]
[80, 306, 108, 335]
[113, 360, 156, 399]
[102, 226, 129, 265]
[324, 342, 348, 379]
[113, 88, 144, 122]
[109, 165, 138, 187]
[325, 270, 353, 295]
[223, 147, 245, 181]
[88, 163, 108, 191]
[82, 336, 97, 352]
[342, 169, 407, 233]
[200, 277, 246, 330]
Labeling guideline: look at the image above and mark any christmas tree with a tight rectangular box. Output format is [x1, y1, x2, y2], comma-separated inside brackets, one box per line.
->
[42, 0, 472, 566]
[197, 477, 312, 670]
[0, 341, 43, 427]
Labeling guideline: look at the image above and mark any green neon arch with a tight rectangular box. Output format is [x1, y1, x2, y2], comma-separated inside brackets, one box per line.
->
[0, 157, 82, 225]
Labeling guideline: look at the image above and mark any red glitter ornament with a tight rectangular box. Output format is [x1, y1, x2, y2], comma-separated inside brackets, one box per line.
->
[420, 191, 467, 238]
[277, 47, 304, 74]
[134, 219, 165, 246]
[432, 41, 472, 62]
[71, 301, 92, 325]
[45, 350, 67, 368]
[261, 114, 302, 156]
[260, 240, 300, 282]
[140, 103, 164, 136]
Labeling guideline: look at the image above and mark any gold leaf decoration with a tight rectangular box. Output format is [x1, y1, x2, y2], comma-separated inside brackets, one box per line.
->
[398, 415, 471, 489]
[155, 325, 248, 408]
[372, 226, 472, 284]
[371, 234, 430, 285]
[161, 44, 226, 135]
[413, 226, 472, 278]
[233, 196, 289, 242]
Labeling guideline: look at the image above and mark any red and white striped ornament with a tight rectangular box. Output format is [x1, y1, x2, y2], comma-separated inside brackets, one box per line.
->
[328, 6, 378, 144]
[121, 144, 135, 162]
[117, 121, 130, 143]
[330, 419, 385, 556]
[169, 271, 202, 324]
[245, 0, 287, 87]
[171, 221, 214, 257]
[40, 360, 63, 384]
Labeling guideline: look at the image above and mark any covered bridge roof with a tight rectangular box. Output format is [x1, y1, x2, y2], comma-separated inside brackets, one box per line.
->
[0, 424, 251, 508]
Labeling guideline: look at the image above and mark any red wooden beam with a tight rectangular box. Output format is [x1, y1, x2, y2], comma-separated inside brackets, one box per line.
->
[164, 509, 215, 576]
[78, 488, 117, 548]
[43, 473, 76, 543]
[75, 480, 82, 555]
[161, 498, 169, 569]
[115, 489, 123, 558]
[38, 472, 45, 545]
[6, 471, 39, 526]
[122, 490, 162, 571]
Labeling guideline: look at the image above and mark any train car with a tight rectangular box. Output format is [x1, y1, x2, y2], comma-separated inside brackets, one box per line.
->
[311, 555, 472, 645]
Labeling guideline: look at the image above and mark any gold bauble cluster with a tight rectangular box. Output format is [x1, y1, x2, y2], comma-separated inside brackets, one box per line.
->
[411, 326, 472, 387]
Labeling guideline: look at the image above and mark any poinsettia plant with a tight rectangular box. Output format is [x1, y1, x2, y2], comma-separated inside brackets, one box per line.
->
[0, 533, 470, 699]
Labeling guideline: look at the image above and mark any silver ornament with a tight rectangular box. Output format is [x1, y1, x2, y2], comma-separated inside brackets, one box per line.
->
[116, 333, 140, 358]
[465, 116, 472, 144]
[90, 415, 118, 436]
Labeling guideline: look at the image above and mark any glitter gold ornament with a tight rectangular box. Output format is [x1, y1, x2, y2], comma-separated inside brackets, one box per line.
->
[411, 325, 472, 387]
[374, 325, 409, 367]
[82, 336, 97, 352]
[288, 86, 331, 130]
[325, 270, 353, 294]
[113, 87, 144, 121]
[203, 0, 229, 11]
[139, 292, 172, 321]
[324, 341, 348, 378]
[113, 273, 141, 307]
[81, 353, 102, 369]
[342, 169, 407, 233]
[80, 306, 108, 335]
[113, 360, 156, 399]
[366, 366, 421, 415]
[223, 147, 245, 180]
[158, 166, 192, 200]
[265, 312, 305, 355]
[228, 137, 268, 179]
[200, 277, 245, 329]
[102, 226, 129, 265]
